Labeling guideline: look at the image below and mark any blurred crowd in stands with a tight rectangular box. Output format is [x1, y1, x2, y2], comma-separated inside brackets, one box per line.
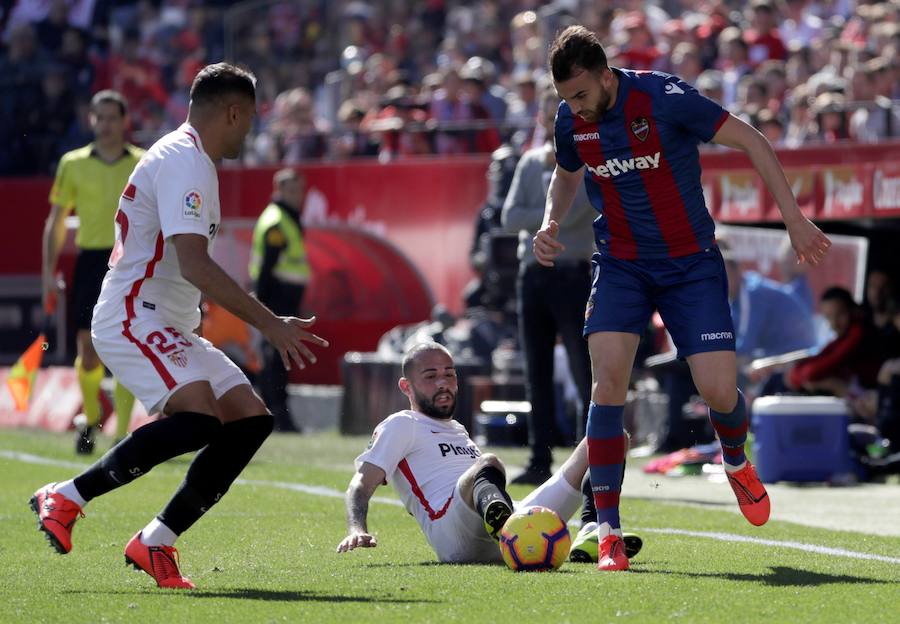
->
[2, 0, 899, 175]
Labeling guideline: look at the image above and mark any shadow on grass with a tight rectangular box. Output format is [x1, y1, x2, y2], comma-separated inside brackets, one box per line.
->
[63, 588, 436, 603]
[626, 496, 732, 508]
[363, 561, 579, 573]
[628, 565, 896, 586]
[191, 588, 436, 603]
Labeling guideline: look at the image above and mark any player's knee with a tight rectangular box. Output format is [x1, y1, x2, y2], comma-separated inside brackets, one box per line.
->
[477, 453, 505, 474]
[591, 377, 626, 403]
[702, 386, 738, 413]
[234, 413, 274, 446]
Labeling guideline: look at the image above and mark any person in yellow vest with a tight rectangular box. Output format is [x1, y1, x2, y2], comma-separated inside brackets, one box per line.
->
[42, 90, 144, 454]
[249, 168, 312, 432]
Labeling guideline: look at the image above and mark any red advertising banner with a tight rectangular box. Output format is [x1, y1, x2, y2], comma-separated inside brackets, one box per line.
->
[872, 162, 900, 217]
[719, 172, 764, 222]
[820, 165, 868, 220]
[1, 142, 899, 302]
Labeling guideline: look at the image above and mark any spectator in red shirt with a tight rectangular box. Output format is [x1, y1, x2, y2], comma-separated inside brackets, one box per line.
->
[745, 0, 787, 66]
[97, 29, 167, 130]
[787, 287, 885, 394]
[615, 11, 663, 71]
[810, 92, 851, 143]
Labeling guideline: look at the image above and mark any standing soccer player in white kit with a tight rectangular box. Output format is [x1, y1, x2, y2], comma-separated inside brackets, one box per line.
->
[29, 63, 328, 590]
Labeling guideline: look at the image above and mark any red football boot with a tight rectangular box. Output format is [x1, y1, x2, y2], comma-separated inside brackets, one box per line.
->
[124, 532, 196, 589]
[30, 484, 84, 554]
[597, 534, 630, 571]
[726, 462, 771, 526]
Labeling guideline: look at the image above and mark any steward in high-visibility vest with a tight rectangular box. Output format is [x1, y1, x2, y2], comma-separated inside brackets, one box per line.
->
[249, 168, 311, 432]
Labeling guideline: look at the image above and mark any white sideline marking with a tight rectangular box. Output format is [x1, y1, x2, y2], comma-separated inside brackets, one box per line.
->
[4, 449, 899, 565]
[237, 478, 403, 508]
[631, 527, 900, 566]
[0, 450, 85, 469]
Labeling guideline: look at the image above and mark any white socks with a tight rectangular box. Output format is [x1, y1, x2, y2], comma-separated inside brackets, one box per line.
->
[597, 521, 623, 538]
[724, 460, 747, 474]
[53, 481, 177, 547]
[54, 480, 87, 508]
[140, 517, 178, 547]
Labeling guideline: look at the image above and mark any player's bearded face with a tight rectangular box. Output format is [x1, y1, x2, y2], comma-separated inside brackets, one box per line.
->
[556, 68, 613, 123]
[412, 385, 457, 419]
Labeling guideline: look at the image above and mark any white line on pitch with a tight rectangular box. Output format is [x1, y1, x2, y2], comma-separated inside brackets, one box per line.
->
[4, 449, 900, 566]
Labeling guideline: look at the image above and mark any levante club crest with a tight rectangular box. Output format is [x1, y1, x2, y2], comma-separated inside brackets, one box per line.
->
[630, 117, 650, 142]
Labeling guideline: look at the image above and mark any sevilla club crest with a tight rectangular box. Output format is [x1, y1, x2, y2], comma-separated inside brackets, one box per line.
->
[630, 117, 650, 142]
[168, 350, 189, 368]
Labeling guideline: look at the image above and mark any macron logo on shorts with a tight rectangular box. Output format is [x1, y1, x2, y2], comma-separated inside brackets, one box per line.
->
[701, 331, 734, 341]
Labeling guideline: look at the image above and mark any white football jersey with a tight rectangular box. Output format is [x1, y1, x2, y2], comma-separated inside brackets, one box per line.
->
[93, 123, 220, 333]
[356, 410, 481, 531]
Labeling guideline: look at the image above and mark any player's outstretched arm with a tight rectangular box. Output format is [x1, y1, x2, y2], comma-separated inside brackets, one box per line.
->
[173, 233, 328, 370]
[711, 115, 831, 266]
[533, 164, 583, 266]
[337, 462, 386, 553]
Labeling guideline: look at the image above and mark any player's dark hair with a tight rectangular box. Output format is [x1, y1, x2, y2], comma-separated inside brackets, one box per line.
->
[90, 89, 127, 116]
[401, 342, 452, 378]
[820, 286, 856, 310]
[549, 25, 609, 83]
[190, 62, 256, 108]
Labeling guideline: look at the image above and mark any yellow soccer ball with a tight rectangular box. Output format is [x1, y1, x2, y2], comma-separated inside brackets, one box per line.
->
[498, 505, 571, 572]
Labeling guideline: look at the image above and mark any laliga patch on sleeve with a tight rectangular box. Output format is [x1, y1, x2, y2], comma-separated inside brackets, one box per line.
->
[183, 189, 203, 220]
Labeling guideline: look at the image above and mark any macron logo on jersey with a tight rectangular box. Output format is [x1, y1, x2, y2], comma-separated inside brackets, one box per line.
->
[587, 152, 661, 179]
[573, 132, 601, 142]
[664, 82, 685, 95]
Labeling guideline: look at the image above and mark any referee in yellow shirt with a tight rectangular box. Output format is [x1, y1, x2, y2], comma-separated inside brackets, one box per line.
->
[42, 90, 144, 454]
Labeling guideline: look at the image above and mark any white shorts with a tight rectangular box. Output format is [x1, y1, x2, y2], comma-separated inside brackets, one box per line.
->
[92, 316, 249, 414]
[422, 470, 583, 564]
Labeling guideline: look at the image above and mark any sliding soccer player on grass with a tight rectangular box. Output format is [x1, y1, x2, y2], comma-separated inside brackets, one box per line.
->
[337, 342, 642, 564]
[535, 26, 832, 570]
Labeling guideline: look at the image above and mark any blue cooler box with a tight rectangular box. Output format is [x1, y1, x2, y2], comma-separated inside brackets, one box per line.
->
[751, 396, 853, 483]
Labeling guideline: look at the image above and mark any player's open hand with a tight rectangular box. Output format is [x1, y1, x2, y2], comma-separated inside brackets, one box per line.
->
[336, 531, 378, 553]
[262, 315, 329, 371]
[533, 220, 565, 267]
[786, 217, 831, 266]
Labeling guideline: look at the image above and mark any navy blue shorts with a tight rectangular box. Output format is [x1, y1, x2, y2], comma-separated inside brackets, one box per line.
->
[583, 246, 735, 358]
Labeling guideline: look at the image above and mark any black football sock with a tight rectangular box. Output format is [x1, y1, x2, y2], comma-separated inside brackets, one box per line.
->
[580, 472, 595, 525]
[73, 412, 221, 502]
[158, 414, 273, 535]
[473, 465, 513, 517]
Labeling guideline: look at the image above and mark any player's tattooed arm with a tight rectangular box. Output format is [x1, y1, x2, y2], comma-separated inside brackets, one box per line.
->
[337, 462, 386, 553]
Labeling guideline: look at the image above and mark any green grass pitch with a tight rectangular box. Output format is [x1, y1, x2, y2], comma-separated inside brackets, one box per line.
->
[1, 428, 898, 623]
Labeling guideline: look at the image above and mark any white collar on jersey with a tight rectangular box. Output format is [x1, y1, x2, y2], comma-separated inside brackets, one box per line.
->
[178, 122, 206, 154]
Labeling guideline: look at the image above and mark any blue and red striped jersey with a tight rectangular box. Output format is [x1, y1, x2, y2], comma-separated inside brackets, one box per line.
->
[555, 68, 729, 259]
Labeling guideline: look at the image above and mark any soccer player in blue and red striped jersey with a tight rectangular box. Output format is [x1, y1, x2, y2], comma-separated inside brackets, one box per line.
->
[534, 26, 832, 571]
